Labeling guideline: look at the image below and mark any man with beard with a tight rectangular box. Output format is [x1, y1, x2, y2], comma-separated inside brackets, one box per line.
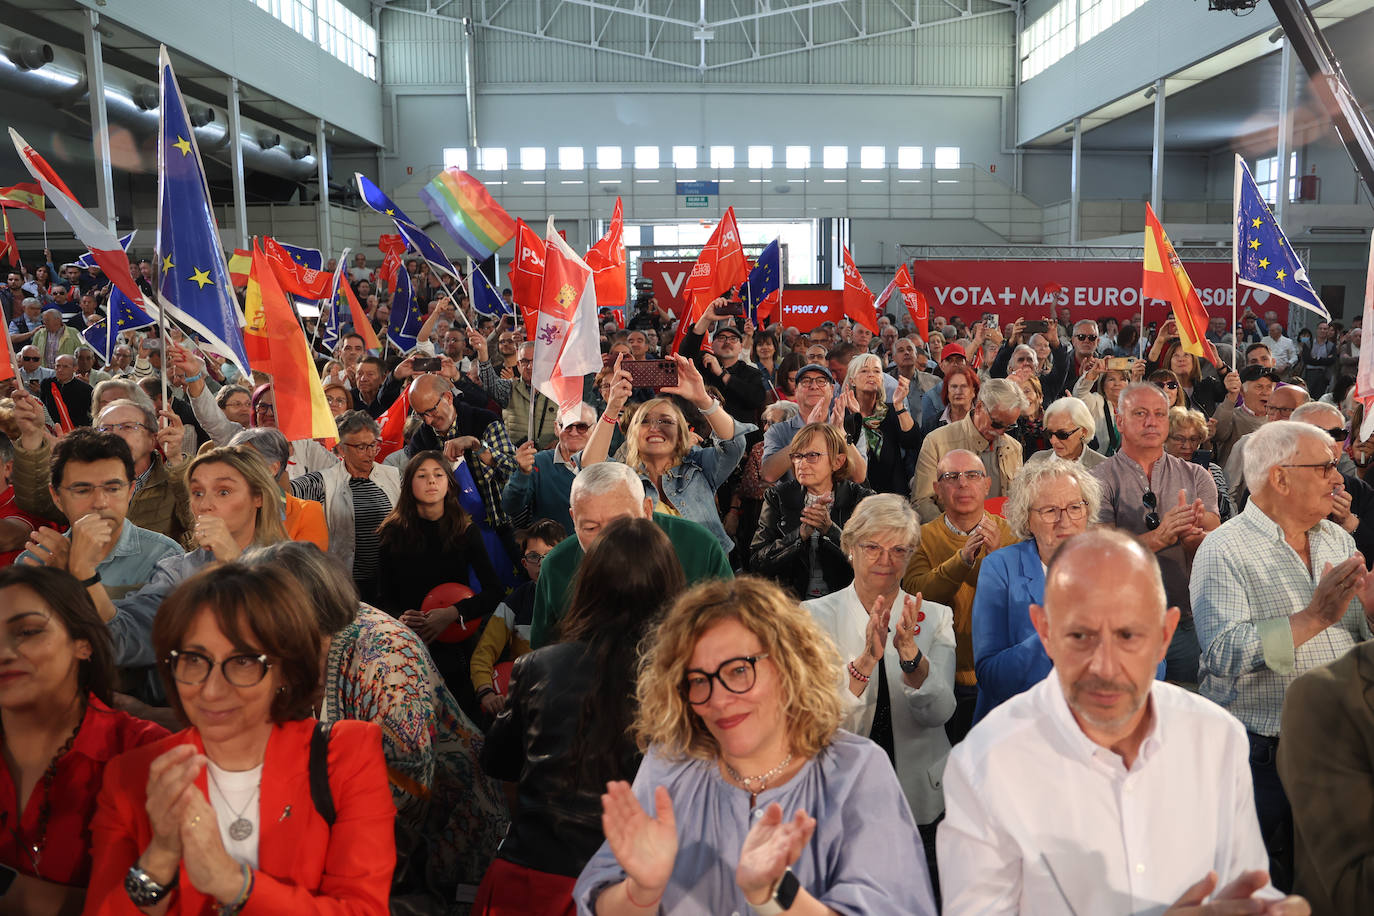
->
[940, 529, 1308, 915]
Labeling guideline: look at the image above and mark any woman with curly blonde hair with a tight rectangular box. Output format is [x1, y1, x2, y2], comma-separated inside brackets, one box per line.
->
[574, 577, 936, 916]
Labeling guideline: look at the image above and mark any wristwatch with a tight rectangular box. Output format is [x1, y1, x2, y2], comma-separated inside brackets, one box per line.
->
[125, 864, 178, 905]
[899, 647, 925, 674]
[751, 869, 800, 916]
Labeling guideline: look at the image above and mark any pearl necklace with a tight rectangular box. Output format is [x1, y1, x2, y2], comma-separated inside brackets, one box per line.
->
[724, 752, 795, 805]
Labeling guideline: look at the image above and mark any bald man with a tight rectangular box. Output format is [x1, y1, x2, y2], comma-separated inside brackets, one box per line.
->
[940, 529, 1307, 915]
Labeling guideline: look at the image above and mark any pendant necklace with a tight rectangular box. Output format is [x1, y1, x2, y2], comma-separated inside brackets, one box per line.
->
[207, 767, 260, 842]
[724, 752, 795, 807]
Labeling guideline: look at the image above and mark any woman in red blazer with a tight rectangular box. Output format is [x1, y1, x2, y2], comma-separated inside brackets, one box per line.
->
[83, 563, 396, 915]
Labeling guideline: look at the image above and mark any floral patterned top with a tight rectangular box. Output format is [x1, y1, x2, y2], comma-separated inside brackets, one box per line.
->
[324, 604, 509, 897]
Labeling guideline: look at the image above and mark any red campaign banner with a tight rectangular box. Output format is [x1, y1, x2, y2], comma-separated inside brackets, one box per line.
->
[643, 260, 846, 331]
[908, 259, 1276, 326]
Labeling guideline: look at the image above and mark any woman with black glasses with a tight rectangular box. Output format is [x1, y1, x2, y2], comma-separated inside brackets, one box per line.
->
[86, 563, 396, 914]
[574, 576, 937, 915]
[1027, 396, 1107, 470]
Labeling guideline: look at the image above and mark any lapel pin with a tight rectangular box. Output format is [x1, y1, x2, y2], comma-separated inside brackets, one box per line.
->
[279, 805, 292, 822]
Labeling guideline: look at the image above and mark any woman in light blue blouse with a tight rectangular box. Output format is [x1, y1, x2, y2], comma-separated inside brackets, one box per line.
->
[574, 576, 936, 916]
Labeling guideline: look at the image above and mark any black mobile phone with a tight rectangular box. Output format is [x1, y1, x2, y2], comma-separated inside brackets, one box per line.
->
[1023, 319, 1049, 335]
[716, 299, 746, 317]
[623, 359, 679, 389]
[412, 357, 442, 373]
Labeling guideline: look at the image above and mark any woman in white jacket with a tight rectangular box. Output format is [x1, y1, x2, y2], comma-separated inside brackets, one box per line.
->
[801, 493, 956, 892]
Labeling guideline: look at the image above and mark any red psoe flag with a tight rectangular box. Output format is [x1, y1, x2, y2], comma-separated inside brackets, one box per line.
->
[510, 218, 545, 340]
[840, 245, 879, 334]
[377, 233, 405, 293]
[0, 210, 17, 268]
[377, 387, 410, 460]
[263, 236, 333, 300]
[532, 216, 603, 419]
[249, 240, 336, 441]
[672, 207, 749, 352]
[1142, 204, 1222, 367]
[585, 197, 627, 310]
[873, 263, 926, 341]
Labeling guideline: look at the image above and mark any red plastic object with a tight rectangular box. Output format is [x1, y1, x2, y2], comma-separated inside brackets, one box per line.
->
[421, 583, 482, 643]
[492, 661, 515, 696]
[984, 497, 1008, 518]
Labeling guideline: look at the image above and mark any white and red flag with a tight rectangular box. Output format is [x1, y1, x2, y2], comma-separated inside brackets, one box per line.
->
[9, 128, 146, 309]
[532, 216, 602, 420]
[840, 245, 879, 334]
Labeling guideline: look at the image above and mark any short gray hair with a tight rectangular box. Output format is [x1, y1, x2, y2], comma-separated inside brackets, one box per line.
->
[570, 461, 646, 506]
[1290, 401, 1342, 425]
[1073, 319, 1099, 335]
[844, 352, 884, 386]
[1004, 456, 1104, 541]
[1044, 396, 1094, 431]
[1010, 344, 1039, 369]
[21, 297, 38, 310]
[215, 384, 253, 410]
[762, 400, 801, 426]
[92, 379, 152, 412]
[1244, 419, 1333, 492]
[1117, 381, 1170, 415]
[840, 494, 922, 557]
[229, 426, 292, 476]
[241, 541, 358, 634]
[97, 398, 156, 432]
[335, 409, 381, 439]
[979, 377, 1028, 415]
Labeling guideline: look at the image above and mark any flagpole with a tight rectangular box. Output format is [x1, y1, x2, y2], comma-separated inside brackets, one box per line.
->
[1232, 155, 1241, 374]
[437, 275, 475, 331]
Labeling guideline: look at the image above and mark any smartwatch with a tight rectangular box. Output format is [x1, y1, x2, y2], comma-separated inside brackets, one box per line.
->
[125, 864, 178, 905]
[900, 647, 925, 674]
[751, 869, 800, 916]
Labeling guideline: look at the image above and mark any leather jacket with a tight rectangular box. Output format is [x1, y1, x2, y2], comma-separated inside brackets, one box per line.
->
[480, 641, 640, 877]
[750, 478, 874, 599]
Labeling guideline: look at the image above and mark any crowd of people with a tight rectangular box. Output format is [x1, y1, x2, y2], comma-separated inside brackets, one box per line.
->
[0, 246, 1368, 915]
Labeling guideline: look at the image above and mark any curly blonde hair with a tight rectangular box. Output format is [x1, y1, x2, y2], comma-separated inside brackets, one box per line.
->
[634, 576, 843, 762]
[623, 397, 693, 471]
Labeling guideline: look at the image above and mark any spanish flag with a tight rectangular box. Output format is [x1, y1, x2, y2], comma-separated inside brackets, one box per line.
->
[1143, 204, 1222, 367]
[245, 239, 335, 441]
[0, 182, 44, 218]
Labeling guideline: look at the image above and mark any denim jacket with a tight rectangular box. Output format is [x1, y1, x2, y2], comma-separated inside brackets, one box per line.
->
[639, 421, 757, 553]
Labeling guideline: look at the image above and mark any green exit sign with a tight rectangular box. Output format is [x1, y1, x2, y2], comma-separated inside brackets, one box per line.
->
[684, 195, 710, 207]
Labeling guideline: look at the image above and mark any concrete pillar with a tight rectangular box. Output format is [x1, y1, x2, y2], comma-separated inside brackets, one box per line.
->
[1151, 78, 1166, 215]
[226, 77, 248, 249]
[82, 9, 116, 232]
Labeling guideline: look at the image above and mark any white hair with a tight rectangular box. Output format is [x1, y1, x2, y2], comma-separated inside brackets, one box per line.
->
[1044, 396, 1094, 432]
[1290, 401, 1340, 424]
[840, 494, 922, 556]
[1004, 456, 1104, 541]
[570, 461, 646, 506]
[1010, 344, 1039, 369]
[762, 400, 801, 425]
[979, 377, 1028, 414]
[1243, 419, 1334, 492]
[844, 352, 884, 387]
[1072, 319, 1099, 335]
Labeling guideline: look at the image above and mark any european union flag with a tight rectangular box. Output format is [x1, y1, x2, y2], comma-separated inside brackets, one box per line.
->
[279, 242, 323, 273]
[1235, 155, 1329, 320]
[82, 285, 154, 363]
[322, 251, 349, 350]
[469, 267, 510, 319]
[155, 47, 252, 374]
[356, 172, 461, 280]
[740, 239, 783, 324]
[388, 262, 423, 352]
[76, 231, 134, 270]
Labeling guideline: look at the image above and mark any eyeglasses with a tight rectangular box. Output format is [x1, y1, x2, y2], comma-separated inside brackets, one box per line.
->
[96, 422, 153, 435]
[325, 396, 350, 409]
[60, 481, 130, 498]
[1142, 489, 1160, 531]
[641, 417, 678, 430]
[937, 470, 987, 483]
[981, 408, 1015, 432]
[254, 403, 276, 415]
[20, 356, 39, 362]
[797, 378, 831, 390]
[1030, 500, 1089, 524]
[517, 358, 534, 366]
[1266, 405, 1298, 418]
[1047, 428, 1081, 441]
[1168, 434, 1203, 447]
[856, 542, 915, 563]
[414, 399, 446, 420]
[790, 451, 827, 464]
[1157, 380, 1180, 390]
[1321, 427, 1348, 441]
[166, 649, 271, 687]
[1075, 334, 1099, 342]
[521, 552, 548, 565]
[561, 422, 591, 434]
[340, 440, 381, 453]
[682, 654, 769, 705]
[1282, 460, 1341, 476]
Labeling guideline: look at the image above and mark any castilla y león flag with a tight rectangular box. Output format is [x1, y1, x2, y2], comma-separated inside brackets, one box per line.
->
[532, 216, 602, 419]
[1143, 204, 1222, 367]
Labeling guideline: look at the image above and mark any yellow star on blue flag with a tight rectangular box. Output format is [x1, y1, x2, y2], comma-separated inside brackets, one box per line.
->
[1234, 154, 1328, 320]
[172, 136, 191, 156]
[740, 239, 783, 325]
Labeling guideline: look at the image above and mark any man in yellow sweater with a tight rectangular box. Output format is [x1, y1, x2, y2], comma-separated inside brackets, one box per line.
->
[904, 448, 1015, 745]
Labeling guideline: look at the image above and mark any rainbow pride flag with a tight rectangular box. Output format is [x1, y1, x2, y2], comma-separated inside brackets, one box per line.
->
[419, 167, 516, 262]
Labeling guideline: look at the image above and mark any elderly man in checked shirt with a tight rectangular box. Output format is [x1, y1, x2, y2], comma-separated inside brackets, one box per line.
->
[1192, 419, 1374, 892]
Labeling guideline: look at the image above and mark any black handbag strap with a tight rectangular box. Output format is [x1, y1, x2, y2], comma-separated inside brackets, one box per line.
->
[309, 720, 336, 827]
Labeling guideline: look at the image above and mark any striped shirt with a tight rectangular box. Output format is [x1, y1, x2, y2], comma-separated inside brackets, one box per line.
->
[291, 474, 393, 583]
[1191, 499, 1372, 736]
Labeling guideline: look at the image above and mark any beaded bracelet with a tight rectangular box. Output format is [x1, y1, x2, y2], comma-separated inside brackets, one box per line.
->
[216, 864, 254, 916]
[847, 661, 871, 683]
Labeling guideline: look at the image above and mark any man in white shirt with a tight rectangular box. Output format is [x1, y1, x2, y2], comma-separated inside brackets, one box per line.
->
[939, 528, 1308, 915]
[1263, 322, 1300, 374]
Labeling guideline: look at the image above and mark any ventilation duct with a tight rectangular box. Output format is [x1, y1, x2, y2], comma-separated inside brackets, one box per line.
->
[7, 36, 53, 71]
[255, 129, 281, 150]
[131, 82, 158, 111]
